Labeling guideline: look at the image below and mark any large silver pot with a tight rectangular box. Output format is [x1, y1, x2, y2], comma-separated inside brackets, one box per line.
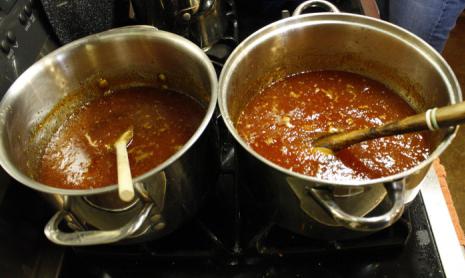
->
[0, 26, 218, 245]
[218, 1, 461, 238]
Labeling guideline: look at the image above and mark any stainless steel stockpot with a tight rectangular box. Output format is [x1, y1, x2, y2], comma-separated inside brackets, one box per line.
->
[0, 26, 218, 245]
[218, 0, 461, 238]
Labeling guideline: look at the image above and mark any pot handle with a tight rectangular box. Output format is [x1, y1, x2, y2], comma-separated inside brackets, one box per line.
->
[44, 203, 153, 246]
[292, 0, 341, 16]
[307, 180, 405, 231]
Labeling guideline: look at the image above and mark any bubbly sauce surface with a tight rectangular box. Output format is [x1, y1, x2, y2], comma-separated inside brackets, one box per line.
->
[236, 71, 431, 181]
[38, 86, 204, 189]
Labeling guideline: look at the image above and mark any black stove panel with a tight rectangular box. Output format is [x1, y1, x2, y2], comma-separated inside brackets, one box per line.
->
[0, 0, 57, 96]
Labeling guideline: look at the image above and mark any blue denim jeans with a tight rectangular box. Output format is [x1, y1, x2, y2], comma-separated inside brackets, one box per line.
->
[259, 0, 464, 52]
[389, 0, 465, 52]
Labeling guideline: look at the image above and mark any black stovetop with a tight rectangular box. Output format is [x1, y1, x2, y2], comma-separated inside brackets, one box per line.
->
[59, 196, 444, 278]
[0, 167, 445, 277]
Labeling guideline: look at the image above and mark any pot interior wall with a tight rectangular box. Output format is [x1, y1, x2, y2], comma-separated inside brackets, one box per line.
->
[2, 32, 213, 182]
[225, 16, 459, 154]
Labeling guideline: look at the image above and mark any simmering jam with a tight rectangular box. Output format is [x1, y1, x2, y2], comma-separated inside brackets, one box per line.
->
[38, 86, 205, 189]
[236, 71, 431, 181]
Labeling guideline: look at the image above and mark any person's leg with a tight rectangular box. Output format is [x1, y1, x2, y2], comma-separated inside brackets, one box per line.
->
[389, 0, 465, 52]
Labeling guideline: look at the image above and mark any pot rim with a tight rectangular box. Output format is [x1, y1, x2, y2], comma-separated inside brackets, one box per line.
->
[0, 26, 218, 196]
[218, 13, 461, 187]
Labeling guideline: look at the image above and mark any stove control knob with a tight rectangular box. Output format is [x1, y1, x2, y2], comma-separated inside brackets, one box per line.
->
[6, 31, 16, 44]
[24, 3, 32, 16]
[1, 40, 10, 54]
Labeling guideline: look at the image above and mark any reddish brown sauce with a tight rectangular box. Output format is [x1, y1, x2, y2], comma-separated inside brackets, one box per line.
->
[38, 86, 204, 189]
[236, 71, 431, 181]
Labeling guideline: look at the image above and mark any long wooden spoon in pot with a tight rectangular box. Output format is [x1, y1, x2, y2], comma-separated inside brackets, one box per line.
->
[312, 101, 465, 152]
[114, 127, 135, 202]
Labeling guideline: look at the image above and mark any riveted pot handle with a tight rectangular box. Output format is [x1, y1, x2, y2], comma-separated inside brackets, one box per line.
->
[307, 180, 405, 231]
[293, 0, 341, 16]
[44, 203, 153, 246]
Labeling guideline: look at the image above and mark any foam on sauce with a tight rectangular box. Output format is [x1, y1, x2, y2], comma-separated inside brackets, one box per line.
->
[236, 71, 431, 181]
[38, 86, 205, 189]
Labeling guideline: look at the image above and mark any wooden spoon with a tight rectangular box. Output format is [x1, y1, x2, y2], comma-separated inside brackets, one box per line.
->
[114, 127, 135, 202]
[312, 101, 465, 152]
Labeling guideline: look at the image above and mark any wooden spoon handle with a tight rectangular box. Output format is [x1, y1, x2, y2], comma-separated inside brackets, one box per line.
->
[313, 101, 465, 151]
[115, 140, 134, 202]
[114, 128, 135, 202]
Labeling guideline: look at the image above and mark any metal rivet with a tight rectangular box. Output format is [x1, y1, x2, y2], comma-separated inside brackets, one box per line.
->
[67, 222, 80, 231]
[6, 31, 16, 43]
[18, 12, 27, 24]
[182, 13, 191, 21]
[281, 10, 291, 19]
[0, 40, 10, 54]
[154, 222, 166, 231]
[150, 214, 162, 223]
[24, 4, 33, 16]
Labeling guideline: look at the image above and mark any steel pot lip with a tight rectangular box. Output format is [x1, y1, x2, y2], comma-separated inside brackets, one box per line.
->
[218, 13, 461, 187]
[0, 26, 218, 196]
